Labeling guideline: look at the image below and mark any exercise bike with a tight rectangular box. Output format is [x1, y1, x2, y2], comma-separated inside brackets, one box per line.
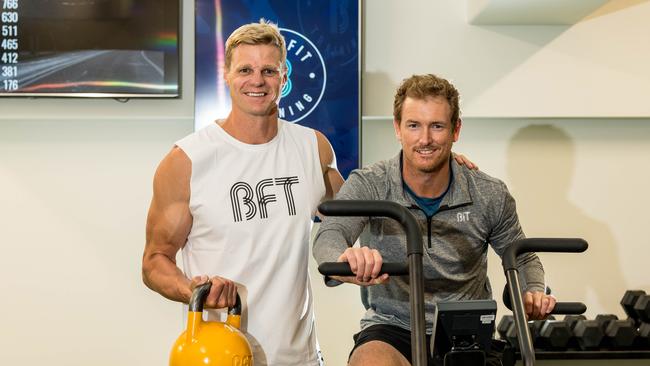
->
[317, 199, 588, 366]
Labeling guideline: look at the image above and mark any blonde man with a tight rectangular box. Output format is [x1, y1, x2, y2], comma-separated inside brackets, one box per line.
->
[142, 20, 342, 365]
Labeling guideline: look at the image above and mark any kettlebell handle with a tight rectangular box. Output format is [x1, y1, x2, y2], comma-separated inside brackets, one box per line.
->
[189, 281, 242, 316]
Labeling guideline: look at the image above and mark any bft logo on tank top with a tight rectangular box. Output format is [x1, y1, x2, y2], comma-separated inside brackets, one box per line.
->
[229, 177, 300, 222]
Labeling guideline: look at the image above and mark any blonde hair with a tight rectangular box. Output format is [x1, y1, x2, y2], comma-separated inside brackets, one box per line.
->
[225, 19, 286, 70]
[393, 74, 461, 131]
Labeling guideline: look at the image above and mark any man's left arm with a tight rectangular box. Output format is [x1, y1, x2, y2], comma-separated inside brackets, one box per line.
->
[489, 183, 556, 319]
[315, 131, 344, 200]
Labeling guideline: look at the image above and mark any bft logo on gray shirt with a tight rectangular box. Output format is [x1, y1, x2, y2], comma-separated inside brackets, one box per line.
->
[457, 211, 471, 222]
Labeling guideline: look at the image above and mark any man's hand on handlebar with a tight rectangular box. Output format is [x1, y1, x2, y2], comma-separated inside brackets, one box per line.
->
[524, 291, 557, 320]
[332, 247, 390, 286]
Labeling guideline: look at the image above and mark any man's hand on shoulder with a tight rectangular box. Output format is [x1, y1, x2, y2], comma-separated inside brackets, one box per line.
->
[331, 247, 390, 286]
[452, 152, 479, 170]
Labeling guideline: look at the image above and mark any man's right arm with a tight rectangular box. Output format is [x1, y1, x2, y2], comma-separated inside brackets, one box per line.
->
[142, 147, 235, 308]
[142, 147, 195, 303]
[312, 171, 388, 285]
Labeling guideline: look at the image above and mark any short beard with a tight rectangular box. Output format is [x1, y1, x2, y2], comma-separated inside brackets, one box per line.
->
[416, 150, 451, 174]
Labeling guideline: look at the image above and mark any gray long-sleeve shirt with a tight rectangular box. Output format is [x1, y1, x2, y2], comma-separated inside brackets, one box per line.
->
[313, 152, 545, 333]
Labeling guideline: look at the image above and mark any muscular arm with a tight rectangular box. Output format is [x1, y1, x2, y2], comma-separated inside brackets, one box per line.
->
[143, 147, 236, 308]
[142, 147, 194, 304]
[315, 131, 344, 200]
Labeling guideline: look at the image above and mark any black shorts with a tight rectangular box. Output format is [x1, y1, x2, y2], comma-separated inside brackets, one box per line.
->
[350, 324, 434, 365]
[350, 324, 508, 366]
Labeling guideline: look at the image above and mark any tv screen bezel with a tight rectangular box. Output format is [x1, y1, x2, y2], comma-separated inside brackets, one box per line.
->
[0, 0, 182, 99]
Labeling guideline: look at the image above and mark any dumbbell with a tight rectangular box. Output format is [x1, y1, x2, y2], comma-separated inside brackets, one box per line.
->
[536, 318, 572, 350]
[504, 318, 536, 350]
[573, 319, 604, 350]
[636, 322, 650, 349]
[563, 314, 586, 330]
[502, 315, 570, 350]
[501, 316, 537, 349]
[568, 314, 617, 351]
[621, 290, 649, 326]
[633, 293, 650, 324]
[594, 314, 618, 332]
[529, 318, 549, 349]
[563, 315, 586, 349]
[497, 315, 515, 342]
[620, 290, 650, 350]
[571, 314, 636, 350]
[597, 315, 638, 349]
[504, 322, 518, 349]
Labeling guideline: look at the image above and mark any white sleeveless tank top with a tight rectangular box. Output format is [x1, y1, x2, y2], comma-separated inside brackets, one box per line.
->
[175, 119, 325, 366]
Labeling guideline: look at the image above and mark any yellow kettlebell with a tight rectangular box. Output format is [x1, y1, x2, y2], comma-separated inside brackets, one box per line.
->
[169, 282, 253, 366]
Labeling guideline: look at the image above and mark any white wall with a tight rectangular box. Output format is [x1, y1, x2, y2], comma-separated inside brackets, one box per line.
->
[2, 1, 650, 366]
[364, 0, 650, 118]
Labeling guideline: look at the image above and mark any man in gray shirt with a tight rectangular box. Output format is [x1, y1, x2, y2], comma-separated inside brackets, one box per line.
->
[313, 74, 555, 366]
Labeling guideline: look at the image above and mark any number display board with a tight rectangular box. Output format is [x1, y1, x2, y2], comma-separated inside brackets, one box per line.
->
[0, 0, 180, 97]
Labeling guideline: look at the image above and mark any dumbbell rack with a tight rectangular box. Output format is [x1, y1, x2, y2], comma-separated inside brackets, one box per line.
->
[498, 288, 650, 363]
[525, 350, 650, 361]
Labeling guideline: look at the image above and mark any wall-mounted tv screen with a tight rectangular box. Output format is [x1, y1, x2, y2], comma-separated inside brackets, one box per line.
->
[0, 0, 180, 98]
